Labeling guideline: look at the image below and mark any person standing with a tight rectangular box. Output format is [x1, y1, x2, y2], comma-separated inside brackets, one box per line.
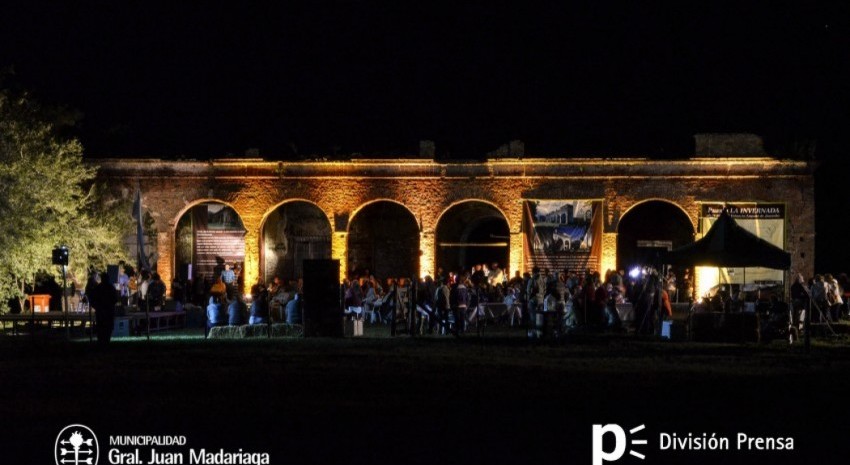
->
[138, 271, 151, 310]
[488, 262, 505, 287]
[171, 276, 185, 312]
[452, 274, 470, 334]
[90, 272, 118, 346]
[811, 275, 828, 321]
[434, 277, 451, 334]
[526, 267, 547, 332]
[790, 273, 809, 331]
[116, 265, 131, 306]
[221, 263, 237, 299]
[825, 274, 844, 322]
[147, 273, 167, 311]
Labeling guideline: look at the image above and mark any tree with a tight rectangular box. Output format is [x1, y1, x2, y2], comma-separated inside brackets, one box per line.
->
[0, 88, 130, 312]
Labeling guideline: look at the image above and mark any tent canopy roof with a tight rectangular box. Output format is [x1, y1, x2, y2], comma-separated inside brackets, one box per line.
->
[664, 209, 791, 269]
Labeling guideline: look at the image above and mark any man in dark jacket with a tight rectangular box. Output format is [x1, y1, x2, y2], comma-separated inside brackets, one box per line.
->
[90, 272, 118, 345]
[147, 273, 167, 310]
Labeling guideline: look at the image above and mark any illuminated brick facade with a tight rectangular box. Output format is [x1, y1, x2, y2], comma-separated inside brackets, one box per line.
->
[94, 157, 816, 291]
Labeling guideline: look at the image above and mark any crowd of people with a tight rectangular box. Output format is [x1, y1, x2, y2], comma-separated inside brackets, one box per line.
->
[67, 256, 850, 343]
[336, 263, 686, 337]
[203, 272, 305, 337]
[336, 264, 850, 341]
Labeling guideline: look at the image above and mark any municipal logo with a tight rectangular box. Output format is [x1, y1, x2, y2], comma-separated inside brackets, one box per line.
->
[55, 424, 99, 465]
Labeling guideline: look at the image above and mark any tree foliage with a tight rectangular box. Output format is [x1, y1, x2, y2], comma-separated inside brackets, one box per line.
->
[0, 88, 130, 310]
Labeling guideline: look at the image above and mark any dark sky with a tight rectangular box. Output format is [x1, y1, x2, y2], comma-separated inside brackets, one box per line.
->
[1, 1, 848, 268]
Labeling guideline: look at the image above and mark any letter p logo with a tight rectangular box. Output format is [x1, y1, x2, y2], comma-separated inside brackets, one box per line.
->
[592, 424, 626, 465]
[592, 424, 646, 464]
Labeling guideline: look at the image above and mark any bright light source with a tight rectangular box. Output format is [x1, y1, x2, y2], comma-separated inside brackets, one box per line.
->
[629, 267, 641, 279]
[696, 266, 719, 298]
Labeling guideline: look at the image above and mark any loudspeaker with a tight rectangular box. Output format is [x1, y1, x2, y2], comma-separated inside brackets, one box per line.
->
[302, 259, 342, 337]
[52, 247, 69, 266]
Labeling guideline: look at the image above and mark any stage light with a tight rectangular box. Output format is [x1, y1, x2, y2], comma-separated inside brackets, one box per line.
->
[629, 267, 641, 279]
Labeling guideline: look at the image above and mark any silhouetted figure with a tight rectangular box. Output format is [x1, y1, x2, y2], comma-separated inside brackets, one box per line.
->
[285, 292, 302, 325]
[90, 272, 118, 345]
[228, 294, 247, 325]
[147, 273, 167, 310]
[249, 291, 270, 325]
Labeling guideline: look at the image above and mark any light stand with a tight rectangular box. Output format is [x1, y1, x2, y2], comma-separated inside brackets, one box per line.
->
[52, 245, 71, 341]
[62, 264, 69, 341]
[88, 280, 93, 343]
[145, 289, 151, 341]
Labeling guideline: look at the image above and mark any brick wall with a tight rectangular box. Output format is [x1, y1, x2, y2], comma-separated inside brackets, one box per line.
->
[93, 158, 816, 290]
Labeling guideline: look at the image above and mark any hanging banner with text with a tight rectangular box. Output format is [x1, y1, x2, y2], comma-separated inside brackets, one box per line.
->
[192, 204, 246, 280]
[523, 200, 603, 273]
[700, 203, 785, 285]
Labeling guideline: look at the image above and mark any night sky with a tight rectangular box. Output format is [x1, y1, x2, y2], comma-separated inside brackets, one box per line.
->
[1, 1, 848, 269]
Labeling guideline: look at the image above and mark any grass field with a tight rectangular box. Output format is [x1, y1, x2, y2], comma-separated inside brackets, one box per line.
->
[3, 325, 850, 464]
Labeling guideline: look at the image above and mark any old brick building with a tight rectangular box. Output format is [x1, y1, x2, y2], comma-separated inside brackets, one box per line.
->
[93, 136, 815, 297]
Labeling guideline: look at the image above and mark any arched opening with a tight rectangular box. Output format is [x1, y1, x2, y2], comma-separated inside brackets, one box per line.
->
[348, 201, 419, 280]
[436, 201, 510, 275]
[261, 201, 332, 282]
[617, 200, 694, 271]
[175, 201, 246, 289]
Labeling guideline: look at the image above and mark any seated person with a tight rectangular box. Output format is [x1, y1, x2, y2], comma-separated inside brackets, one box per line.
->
[227, 294, 247, 326]
[271, 283, 292, 321]
[210, 276, 227, 301]
[249, 291, 269, 325]
[206, 296, 226, 336]
[285, 293, 302, 325]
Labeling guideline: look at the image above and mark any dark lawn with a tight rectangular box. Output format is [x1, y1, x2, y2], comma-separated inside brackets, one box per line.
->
[2, 327, 850, 465]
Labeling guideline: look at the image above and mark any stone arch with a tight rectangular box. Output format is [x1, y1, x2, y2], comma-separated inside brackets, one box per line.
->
[616, 198, 696, 233]
[173, 199, 247, 293]
[435, 199, 513, 233]
[347, 198, 418, 227]
[347, 199, 420, 280]
[616, 199, 695, 271]
[171, 198, 246, 232]
[259, 199, 333, 282]
[435, 200, 511, 275]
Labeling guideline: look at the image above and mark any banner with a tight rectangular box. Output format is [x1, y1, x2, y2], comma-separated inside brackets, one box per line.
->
[700, 203, 785, 285]
[523, 200, 603, 273]
[132, 189, 151, 272]
[192, 204, 246, 280]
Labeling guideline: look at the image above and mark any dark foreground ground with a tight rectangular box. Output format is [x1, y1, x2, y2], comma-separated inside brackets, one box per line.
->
[2, 327, 850, 465]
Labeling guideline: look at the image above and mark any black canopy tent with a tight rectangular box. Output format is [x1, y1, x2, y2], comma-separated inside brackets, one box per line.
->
[664, 209, 791, 270]
[665, 209, 793, 343]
